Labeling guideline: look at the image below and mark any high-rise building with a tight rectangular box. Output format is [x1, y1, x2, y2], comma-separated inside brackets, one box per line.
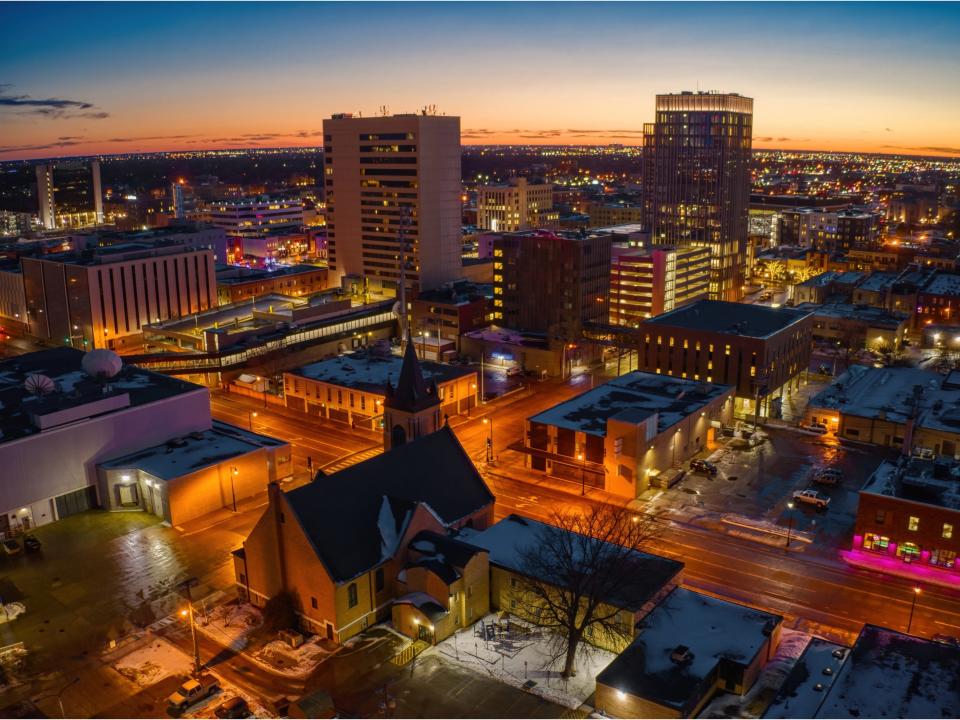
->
[642, 92, 753, 301]
[778, 207, 880, 254]
[477, 177, 556, 232]
[36, 160, 104, 230]
[610, 244, 710, 326]
[322, 112, 462, 294]
[492, 229, 610, 339]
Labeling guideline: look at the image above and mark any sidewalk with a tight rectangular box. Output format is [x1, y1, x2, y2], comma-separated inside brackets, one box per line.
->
[840, 548, 960, 591]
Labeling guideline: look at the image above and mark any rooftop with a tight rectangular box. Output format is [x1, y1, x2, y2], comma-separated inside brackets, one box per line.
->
[99, 420, 287, 481]
[795, 302, 908, 329]
[922, 272, 960, 297]
[29, 242, 211, 267]
[861, 457, 960, 512]
[415, 281, 492, 306]
[809, 365, 960, 435]
[458, 514, 682, 612]
[284, 426, 494, 583]
[289, 351, 474, 394]
[644, 300, 811, 339]
[856, 271, 898, 293]
[797, 271, 840, 288]
[814, 625, 960, 718]
[0, 347, 204, 444]
[215, 263, 326, 285]
[528, 371, 733, 437]
[764, 638, 850, 719]
[596, 587, 781, 712]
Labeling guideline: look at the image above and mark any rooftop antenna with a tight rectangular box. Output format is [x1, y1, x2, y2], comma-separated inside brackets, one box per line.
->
[379, 105, 389, 117]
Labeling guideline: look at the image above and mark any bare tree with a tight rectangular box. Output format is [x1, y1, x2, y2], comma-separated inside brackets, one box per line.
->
[511, 504, 662, 678]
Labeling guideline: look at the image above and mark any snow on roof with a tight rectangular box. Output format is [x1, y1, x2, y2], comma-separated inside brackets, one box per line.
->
[645, 300, 811, 338]
[764, 638, 850, 719]
[814, 625, 960, 718]
[596, 587, 782, 711]
[290, 351, 473, 392]
[798, 271, 840, 288]
[528, 371, 733, 437]
[808, 365, 960, 433]
[795, 302, 908, 329]
[99, 420, 287, 480]
[459, 514, 682, 612]
[922, 272, 960, 298]
[861, 457, 960, 511]
[857, 272, 898, 293]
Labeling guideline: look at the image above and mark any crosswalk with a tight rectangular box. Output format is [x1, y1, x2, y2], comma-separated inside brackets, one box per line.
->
[321, 445, 383, 474]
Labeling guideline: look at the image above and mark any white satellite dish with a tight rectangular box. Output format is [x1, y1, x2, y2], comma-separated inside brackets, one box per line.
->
[24, 374, 56, 395]
[81, 349, 123, 379]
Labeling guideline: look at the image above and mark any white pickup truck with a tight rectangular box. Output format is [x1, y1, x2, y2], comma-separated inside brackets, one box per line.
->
[167, 673, 221, 716]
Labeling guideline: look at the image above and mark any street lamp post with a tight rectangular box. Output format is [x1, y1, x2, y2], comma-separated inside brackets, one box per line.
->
[907, 586, 922, 634]
[178, 578, 202, 676]
[785, 501, 795, 550]
[480, 354, 486, 405]
[230, 466, 238, 512]
[483, 418, 493, 463]
[249, 410, 257, 431]
[577, 452, 586, 496]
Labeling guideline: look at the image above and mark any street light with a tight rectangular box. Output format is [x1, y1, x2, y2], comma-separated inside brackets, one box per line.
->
[577, 452, 586, 496]
[178, 578, 202, 676]
[483, 418, 493, 463]
[785, 501, 795, 550]
[249, 410, 258, 431]
[907, 586, 922, 634]
[230, 466, 238, 512]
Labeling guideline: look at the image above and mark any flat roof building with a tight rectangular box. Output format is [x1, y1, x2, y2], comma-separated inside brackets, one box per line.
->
[477, 177, 555, 233]
[635, 301, 813, 416]
[596, 587, 782, 719]
[611, 244, 710, 326]
[525, 371, 735, 497]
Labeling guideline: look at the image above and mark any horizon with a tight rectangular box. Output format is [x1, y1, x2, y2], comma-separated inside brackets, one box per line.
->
[2, 2, 959, 161]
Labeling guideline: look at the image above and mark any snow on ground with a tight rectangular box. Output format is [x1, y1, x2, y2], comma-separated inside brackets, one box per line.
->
[700, 628, 812, 719]
[113, 637, 193, 687]
[427, 613, 615, 710]
[0, 602, 26, 623]
[251, 635, 334, 678]
[196, 602, 262, 652]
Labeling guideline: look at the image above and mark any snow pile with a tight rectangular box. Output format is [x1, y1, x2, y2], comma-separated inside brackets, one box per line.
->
[251, 636, 334, 678]
[197, 602, 262, 652]
[0, 602, 26, 623]
[113, 637, 192, 687]
[429, 613, 616, 709]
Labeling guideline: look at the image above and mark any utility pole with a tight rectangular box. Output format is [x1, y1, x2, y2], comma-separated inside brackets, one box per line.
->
[178, 577, 202, 676]
[397, 205, 412, 338]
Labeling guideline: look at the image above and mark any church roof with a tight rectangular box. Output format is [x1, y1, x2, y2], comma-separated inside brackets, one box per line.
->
[385, 333, 441, 412]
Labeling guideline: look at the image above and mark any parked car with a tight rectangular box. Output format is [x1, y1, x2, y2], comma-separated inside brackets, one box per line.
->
[505, 366, 523, 377]
[22, 535, 41, 553]
[802, 422, 829, 435]
[814, 468, 843, 485]
[167, 674, 221, 715]
[689, 459, 718, 476]
[2, 538, 21, 556]
[214, 696, 250, 719]
[793, 489, 831, 509]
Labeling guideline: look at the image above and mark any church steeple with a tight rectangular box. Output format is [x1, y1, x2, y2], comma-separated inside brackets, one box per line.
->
[383, 331, 442, 450]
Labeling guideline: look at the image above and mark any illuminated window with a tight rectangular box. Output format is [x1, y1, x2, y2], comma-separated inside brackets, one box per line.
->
[725, 344, 731, 356]
[750, 367, 757, 377]
[908, 516, 919, 531]
[944, 523, 954, 539]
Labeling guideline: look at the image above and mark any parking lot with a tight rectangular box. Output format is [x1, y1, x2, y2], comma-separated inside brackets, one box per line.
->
[649, 426, 898, 554]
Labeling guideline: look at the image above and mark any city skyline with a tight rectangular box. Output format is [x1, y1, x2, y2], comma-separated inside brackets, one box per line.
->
[2, 1, 960, 161]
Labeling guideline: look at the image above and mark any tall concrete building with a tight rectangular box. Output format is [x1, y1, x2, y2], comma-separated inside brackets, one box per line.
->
[642, 92, 753, 302]
[36, 160, 104, 230]
[477, 177, 556, 232]
[323, 112, 462, 295]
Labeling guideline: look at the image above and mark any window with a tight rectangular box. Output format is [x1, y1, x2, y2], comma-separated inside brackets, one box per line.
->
[908, 516, 920, 531]
[944, 523, 954, 539]
[348, 583, 358, 608]
[279, 512, 285, 524]
[375, 567, 384, 592]
[311, 597, 318, 609]
[875, 510, 886, 524]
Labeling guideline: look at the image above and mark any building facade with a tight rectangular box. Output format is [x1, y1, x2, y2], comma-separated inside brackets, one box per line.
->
[642, 92, 753, 302]
[778, 207, 880, 254]
[492, 229, 611, 339]
[21, 243, 217, 350]
[477, 177, 555, 232]
[36, 160, 104, 230]
[323, 113, 462, 293]
[208, 196, 304, 238]
[610, 244, 710, 326]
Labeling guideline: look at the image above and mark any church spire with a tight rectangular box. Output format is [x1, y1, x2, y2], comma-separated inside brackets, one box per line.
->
[385, 330, 439, 413]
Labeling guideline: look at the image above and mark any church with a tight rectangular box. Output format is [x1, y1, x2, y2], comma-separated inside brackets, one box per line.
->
[232, 340, 494, 644]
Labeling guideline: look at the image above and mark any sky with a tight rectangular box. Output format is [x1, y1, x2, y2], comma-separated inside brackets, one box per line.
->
[1, 1, 959, 161]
